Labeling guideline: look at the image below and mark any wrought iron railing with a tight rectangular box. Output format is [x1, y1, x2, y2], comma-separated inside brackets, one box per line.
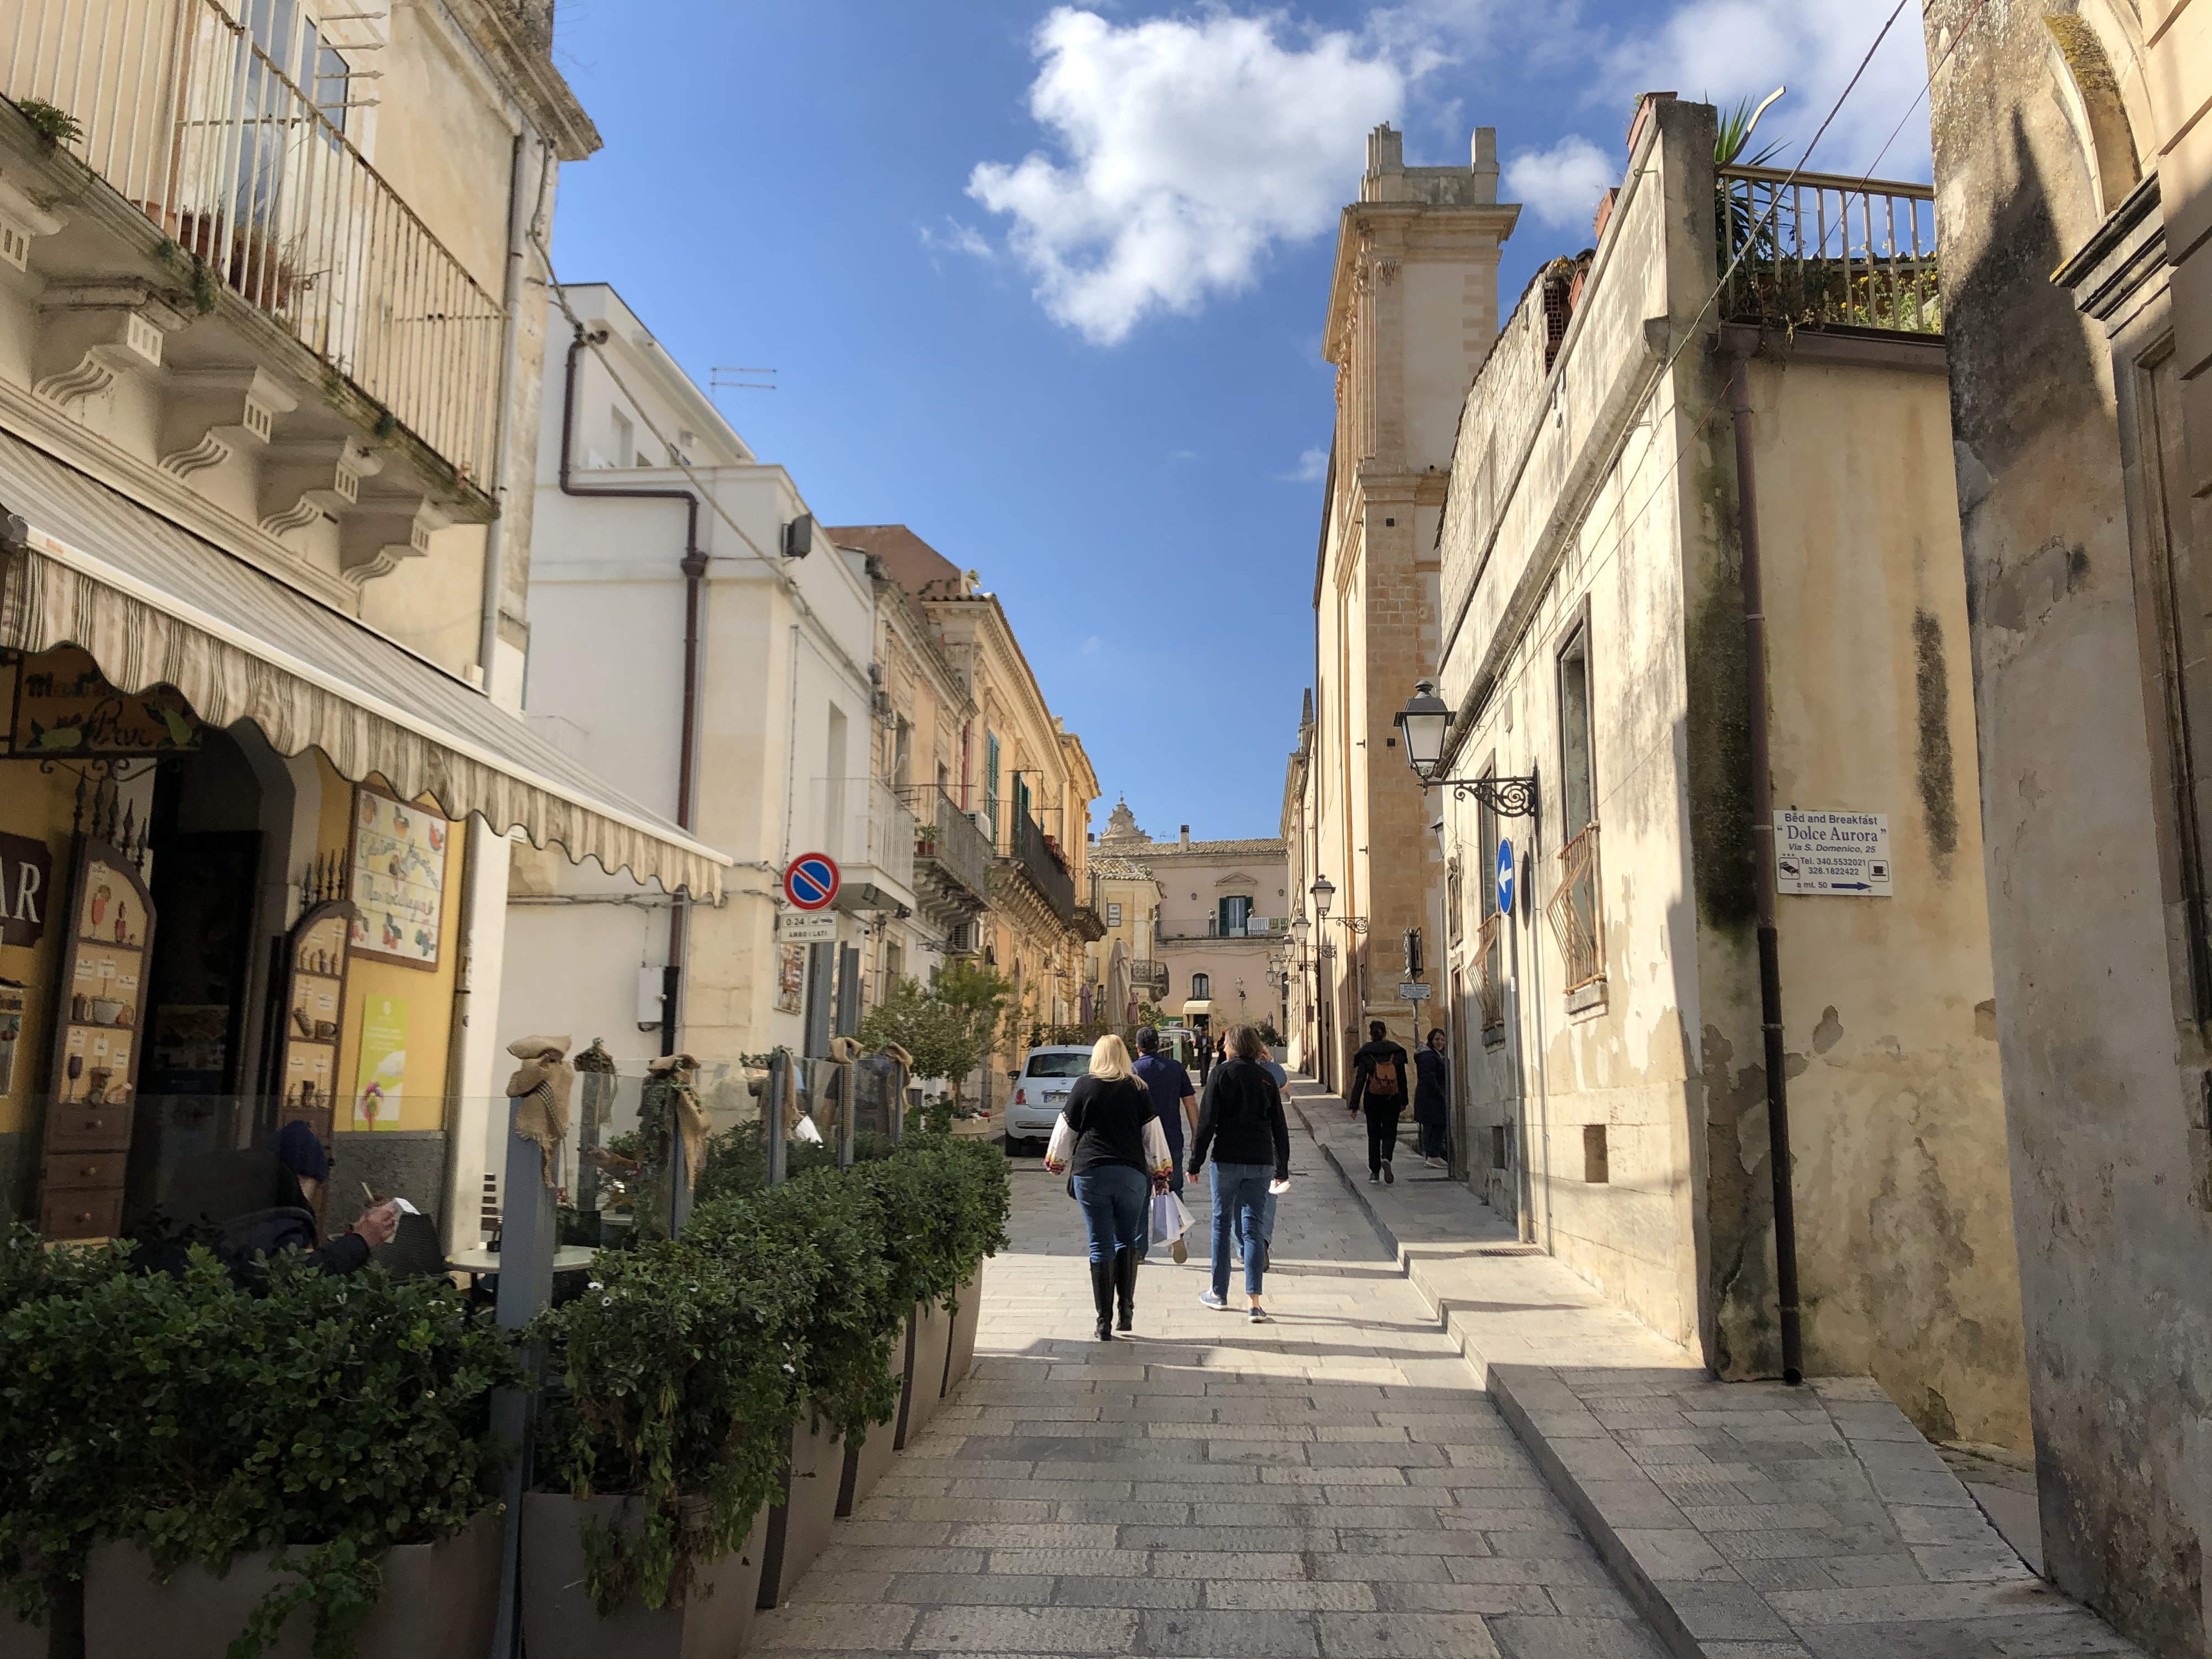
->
[901, 785, 990, 903]
[1009, 806, 1074, 921]
[1546, 823, 1605, 993]
[1128, 958, 1167, 997]
[3, 0, 505, 482]
[1717, 165, 1940, 337]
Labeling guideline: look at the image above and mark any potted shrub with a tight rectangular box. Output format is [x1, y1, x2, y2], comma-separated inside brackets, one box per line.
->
[0, 1237, 513, 1659]
[688, 1174, 900, 1609]
[861, 1141, 1007, 1447]
[525, 1235, 802, 1657]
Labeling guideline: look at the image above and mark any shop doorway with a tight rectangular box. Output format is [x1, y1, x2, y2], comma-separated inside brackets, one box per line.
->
[123, 728, 292, 1226]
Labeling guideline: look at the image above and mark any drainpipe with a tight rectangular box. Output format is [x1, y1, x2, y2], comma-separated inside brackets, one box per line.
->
[559, 327, 706, 1056]
[1726, 346, 1804, 1386]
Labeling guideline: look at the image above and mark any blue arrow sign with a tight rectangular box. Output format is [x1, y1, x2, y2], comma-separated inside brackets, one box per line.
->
[1496, 837, 1515, 916]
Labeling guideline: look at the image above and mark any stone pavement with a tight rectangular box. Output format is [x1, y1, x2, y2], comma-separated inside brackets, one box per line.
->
[1292, 1086, 2146, 1659]
[745, 1113, 1671, 1658]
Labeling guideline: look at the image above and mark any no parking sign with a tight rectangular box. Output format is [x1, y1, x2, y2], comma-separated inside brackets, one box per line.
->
[784, 852, 840, 911]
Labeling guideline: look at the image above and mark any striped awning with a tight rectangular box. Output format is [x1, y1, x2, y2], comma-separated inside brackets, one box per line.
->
[0, 432, 727, 899]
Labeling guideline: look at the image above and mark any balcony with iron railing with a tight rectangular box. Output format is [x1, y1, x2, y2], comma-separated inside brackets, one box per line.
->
[1715, 166, 1939, 338]
[4, 0, 505, 485]
[1004, 805, 1075, 922]
[900, 784, 991, 908]
[806, 778, 916, 901]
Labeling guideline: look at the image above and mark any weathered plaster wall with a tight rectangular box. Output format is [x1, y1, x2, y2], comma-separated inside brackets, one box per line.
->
[1718, 351, 2026, 1448]
[1926, 1, 2212, 1648]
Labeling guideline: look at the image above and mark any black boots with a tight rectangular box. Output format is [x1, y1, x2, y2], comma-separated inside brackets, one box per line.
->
[1089, 1258, 1115, 1341]
[1114, 1248, 1138, 1332]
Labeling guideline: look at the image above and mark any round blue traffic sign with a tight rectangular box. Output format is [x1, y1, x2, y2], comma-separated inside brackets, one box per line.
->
[1496, 837, 1515, 916]
[784, 852, 841, 911]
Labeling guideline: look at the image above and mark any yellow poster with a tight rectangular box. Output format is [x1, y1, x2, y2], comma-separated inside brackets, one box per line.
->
[353, 995, 408, 1130]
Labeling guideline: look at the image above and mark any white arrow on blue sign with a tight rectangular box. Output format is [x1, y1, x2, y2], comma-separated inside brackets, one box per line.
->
[1496, 837, 1516, 916]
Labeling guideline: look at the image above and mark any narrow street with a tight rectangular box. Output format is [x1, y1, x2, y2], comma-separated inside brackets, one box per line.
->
[747, 1099, 1666, 1658]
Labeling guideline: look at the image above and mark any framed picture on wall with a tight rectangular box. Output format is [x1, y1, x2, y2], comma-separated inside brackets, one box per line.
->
[347, 784, 450, 971]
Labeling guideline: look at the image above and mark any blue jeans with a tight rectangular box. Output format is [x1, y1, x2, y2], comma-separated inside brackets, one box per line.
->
[1208, 1162, 1275, 1298]
[1072, 1165, 1150, 1264]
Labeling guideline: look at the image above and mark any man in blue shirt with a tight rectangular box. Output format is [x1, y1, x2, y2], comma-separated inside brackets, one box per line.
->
[1132, 1024, 1198, 1262]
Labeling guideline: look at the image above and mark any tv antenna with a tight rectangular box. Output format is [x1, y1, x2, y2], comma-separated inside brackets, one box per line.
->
[711, 367, 778, 403]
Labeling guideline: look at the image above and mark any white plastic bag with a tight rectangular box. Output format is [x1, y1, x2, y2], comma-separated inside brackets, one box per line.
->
[793, 1113, 824, 1145]
[1150, 1190, 1194, 1246]
[1043, 1113, 1076, 1175]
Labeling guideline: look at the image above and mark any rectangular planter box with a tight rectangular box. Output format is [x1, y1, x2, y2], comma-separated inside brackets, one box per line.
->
[521, 1494, 767, 1659]
[837, 1313, 905, 1518]
[896, 1296, 952, 1450]
[756, 1406, 843, 1608]
[946, 1260, 985, 1395]
[84, 1510, 499, 1659]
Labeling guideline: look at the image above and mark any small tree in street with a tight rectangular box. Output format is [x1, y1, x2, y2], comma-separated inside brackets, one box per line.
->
[858, 959, 1013, 1130]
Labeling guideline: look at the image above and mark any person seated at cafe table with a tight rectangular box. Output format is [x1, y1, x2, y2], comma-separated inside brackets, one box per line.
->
[137, 1120, 398, 1283]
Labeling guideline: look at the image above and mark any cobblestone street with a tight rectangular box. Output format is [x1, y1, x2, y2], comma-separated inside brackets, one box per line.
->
[747, 1107, 1667, 1658]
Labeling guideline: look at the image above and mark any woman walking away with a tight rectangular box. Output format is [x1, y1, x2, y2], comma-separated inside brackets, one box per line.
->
[1045, 1034, 1174, 1340]
[1190, 1024, 1292, 1323]
[1415, 1029, 1451, 1170]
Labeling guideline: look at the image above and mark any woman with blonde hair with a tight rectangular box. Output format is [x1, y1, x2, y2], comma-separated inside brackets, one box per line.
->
[1045, 1032, 1175, 1340]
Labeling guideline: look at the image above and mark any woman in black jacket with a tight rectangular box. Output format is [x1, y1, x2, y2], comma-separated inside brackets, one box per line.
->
[1045, 1034, 1173, 1340]
[1188, 1024, 1292, 1322]
[1413, 1029, 1451, 1169]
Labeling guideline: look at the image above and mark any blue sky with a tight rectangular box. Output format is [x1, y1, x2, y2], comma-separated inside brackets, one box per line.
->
[546, 1, 1930, 842]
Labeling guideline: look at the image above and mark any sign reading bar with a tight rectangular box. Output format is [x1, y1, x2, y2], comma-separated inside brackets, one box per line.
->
[1776, 810, 1891, 896]
[0, 830, 52, 948]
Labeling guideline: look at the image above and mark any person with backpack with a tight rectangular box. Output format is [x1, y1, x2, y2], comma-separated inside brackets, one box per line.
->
[1189, 1024, 1292, 1322]
[1347, 1020, 1412, 1185]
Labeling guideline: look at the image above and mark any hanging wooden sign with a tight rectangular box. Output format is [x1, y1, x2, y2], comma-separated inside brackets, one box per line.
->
[7, 646, 201, 757]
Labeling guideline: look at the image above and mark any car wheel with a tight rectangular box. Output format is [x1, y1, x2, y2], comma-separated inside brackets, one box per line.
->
[1001, 1132, 1019, 1156]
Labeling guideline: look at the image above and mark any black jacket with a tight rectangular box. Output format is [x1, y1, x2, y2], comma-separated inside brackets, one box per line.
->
[1349, 1039, 1411, 1115]
[1189, 1058, 1291, 1182]
[1413, 1047, 1449, 1124]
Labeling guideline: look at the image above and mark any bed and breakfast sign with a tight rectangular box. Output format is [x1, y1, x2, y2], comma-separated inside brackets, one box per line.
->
[1776, 811, 1892, 896]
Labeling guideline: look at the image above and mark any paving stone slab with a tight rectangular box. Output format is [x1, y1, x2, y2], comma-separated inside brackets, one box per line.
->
[1287, 1089, 2148, 1659]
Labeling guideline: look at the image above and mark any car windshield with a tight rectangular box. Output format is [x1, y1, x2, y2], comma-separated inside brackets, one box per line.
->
[1024, 1052, 1090, 1078]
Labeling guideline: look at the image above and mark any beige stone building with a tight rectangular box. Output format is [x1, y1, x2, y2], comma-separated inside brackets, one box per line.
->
[1303, 123, 1519, 1093]
[1082, 827, 1165, 1025]
[1096, 806, 1289, 1042]
[1427, 94, 2024, 1449]
[830, 528, 1101, 1098]
[1922, 3, 2212, 1647]
[0, 1, 723, 1246]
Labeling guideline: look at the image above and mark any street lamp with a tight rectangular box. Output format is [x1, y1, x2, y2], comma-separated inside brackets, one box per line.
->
[1311, 875, 1335, 919]
[1290, 915, 1310, 947]
[1394, 679, 1540, 820]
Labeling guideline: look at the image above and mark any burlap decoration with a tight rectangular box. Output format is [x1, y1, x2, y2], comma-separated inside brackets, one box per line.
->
[641, 1052, 709, 1196]
[504, 1035, 573, 1187]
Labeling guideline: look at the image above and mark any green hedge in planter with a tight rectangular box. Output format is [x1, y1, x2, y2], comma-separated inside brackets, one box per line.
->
[534, 1134, 1008, 1614]
[0, 1237, 514, 1659]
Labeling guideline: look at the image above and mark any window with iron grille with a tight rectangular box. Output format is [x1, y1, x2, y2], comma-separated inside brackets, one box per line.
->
[1551, 627, 1604, 993]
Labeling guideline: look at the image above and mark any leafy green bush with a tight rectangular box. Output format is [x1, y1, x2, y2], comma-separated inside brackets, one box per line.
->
[535, 1135, 1006, 1613]
[0, 1239, 513, 1658]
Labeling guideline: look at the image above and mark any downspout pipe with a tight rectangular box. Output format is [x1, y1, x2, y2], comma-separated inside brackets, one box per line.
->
[559, 327, 706, 1057]
[1725, 345, 1804, 1386]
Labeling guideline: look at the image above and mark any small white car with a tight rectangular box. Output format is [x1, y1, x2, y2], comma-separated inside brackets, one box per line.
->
[1004, 1045, 1092, 1152]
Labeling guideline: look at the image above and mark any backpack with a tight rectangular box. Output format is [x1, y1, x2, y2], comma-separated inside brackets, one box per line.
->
[1368, 1056, 1402, 1099]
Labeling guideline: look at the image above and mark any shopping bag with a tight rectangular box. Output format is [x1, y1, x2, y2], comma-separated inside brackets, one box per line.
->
[1043, 1114, 1076, 1176]
[1150, 1190, 1194, 1246]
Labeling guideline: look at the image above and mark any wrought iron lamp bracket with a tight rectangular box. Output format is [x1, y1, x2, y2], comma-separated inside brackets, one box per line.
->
[1439, 774, 1540, 820]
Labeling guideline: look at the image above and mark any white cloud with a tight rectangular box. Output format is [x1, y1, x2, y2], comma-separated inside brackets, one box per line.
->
[1282, 444, 1331, 483]
[1604, 1, 1931, 179]
[919, 218, 994, 262]
[967, 8, 1404, 346]
[1503, 135, 1618, 234]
